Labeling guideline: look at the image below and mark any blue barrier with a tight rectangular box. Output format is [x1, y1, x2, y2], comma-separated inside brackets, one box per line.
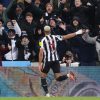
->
[2, 61, 31, 67]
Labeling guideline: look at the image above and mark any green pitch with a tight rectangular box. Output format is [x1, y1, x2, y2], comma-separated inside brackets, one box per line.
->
[0, 97, 100, 100]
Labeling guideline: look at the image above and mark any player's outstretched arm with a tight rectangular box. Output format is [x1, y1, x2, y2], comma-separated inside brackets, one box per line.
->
[62, 29, 83, 40]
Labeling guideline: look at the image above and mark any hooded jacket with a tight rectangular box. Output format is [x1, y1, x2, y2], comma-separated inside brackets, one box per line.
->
[67, 17, 96, 63]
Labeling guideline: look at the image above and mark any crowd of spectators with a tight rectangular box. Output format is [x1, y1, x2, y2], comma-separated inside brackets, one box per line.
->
[0, 0, 100, 66]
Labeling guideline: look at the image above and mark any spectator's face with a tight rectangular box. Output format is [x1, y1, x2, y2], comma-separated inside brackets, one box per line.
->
[75, 0, 82, 7]
[26, 16, 33, 23]
[50, 19, 56, 27]
[38, 29, 42, 35]
[16, 7, 23, 14]
[8, 32, 15, 39]
[7, 22, 13, 29]
[0, 4, 3, 13]
[21, 37, 29, 46]
[34, 0, 41, 7]
[73, 20, 79, 26]
[46, 4, 53, 13]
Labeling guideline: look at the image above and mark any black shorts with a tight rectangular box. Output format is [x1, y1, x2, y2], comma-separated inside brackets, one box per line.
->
[42, 61, 60, 74]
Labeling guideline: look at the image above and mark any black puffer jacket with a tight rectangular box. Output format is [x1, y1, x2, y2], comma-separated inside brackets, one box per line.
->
[20, 20, 36, 43]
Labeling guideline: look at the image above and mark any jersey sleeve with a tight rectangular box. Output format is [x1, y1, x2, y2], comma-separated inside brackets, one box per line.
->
[55, 35, 63, 41]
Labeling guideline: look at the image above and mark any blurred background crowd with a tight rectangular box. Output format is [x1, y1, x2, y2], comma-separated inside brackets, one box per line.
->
[0, 0, 100, 66]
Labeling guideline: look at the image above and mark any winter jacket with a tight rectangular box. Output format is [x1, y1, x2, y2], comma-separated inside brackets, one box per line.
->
[16, 41, 34, 61]
[67, 18, 96, 63]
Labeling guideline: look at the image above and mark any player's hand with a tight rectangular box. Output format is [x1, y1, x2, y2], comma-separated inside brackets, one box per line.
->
[75, 29, 83, 35]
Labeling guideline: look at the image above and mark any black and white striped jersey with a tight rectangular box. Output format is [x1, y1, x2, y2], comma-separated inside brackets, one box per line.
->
[40, 34, 63, 62]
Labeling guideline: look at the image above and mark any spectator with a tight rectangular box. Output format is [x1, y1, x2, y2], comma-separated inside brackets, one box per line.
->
[14, 3, 25, 24]
[34, 26, 44, 59]
[6, 20, 13, 28]
[4, 20, 21, 60]
[49, 18, 60, 35]
[67, 17, 83, 58]
[68, 16, 96, 66]
[3, 0, 25, 24]
[40, 1, 66, 25]
[61, 51, 74, 66]
[34, 0, 44, 9]
[5, 20, 21, 37]
[35, 26, 44, 41]
[20, 12, 36, 43]
[22, 0, 43, 22]
[7, 2, 25, 24]
[70, 0, 95, 30]
[16, 34, 35, 61]
[60, 0, 71, 25]
[82, 29, 100, 62]
[4, 29, 19, 61]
